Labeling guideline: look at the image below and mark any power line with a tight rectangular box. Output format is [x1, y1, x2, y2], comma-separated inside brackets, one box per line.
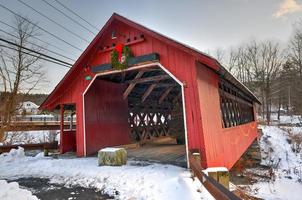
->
[0, 44, 71, 68]
[0, 27, 76, 62]
[17, 0, 90, 43]
[41, 0, 96, 35]
[54, 0, 99, 31]
[0, 37, 72, 66]
[0, 3, 83, 52]
[0, 19, 78, 58]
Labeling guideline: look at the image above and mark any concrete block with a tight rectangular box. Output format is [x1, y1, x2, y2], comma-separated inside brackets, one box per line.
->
[98, 147, 127, 166]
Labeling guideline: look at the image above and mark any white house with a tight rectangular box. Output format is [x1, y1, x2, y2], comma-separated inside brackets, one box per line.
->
[19, 101, 39, 115]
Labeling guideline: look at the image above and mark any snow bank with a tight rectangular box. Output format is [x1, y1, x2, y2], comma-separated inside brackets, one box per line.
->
[0, 180, 38, 200]
[0, 147, 26, 163]
[250, 125, 302, 200]
[259, 125, 302, 169]
[0, 153, 213, 200]
[252, 177, 302, 200]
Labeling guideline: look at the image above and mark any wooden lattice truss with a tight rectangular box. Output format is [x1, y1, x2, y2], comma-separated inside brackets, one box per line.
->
[98, 65, 185, 143]
[219, 79, 255, 128]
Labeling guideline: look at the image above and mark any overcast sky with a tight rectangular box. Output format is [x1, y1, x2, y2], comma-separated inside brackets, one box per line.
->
[0, 0, 301, 94]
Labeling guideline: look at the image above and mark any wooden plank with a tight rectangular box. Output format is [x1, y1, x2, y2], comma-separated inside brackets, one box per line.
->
[126, 74, 170, 84]
[91, 64, 111, 72]
[128, 53, 159, 66]
[142, 83, 157, 103]
[94, 62, 158, 76]
[91, 53, 160, 73]
[123, 71, 145, 99]
[159, 86, 174, 104]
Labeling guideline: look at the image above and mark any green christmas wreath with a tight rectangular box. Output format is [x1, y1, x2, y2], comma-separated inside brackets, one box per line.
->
[111, 46, 132, 70]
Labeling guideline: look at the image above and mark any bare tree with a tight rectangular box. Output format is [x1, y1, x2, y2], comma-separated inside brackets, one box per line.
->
[289, 20, 302, 76]
[0, 16, 46, 142]
[257, 41, 283, 123]
[224, 40, 284, 123]
[285, 20, 302, 115]
[212, 47, 226, 65]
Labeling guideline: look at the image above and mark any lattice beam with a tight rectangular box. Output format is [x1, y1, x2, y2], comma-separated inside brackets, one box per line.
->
[141, 83, 157, 103]
[126, 74, 170, 84]
[159, 86, 174, 104]
[123, 70, 145, 99]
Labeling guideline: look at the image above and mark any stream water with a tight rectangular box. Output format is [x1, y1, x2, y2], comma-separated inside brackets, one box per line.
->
[9, 177, 114, 200]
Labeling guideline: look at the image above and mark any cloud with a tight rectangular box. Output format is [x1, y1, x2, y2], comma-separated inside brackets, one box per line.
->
[273, 0, 302, 18]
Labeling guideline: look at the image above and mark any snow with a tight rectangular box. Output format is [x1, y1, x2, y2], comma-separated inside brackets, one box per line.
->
[0, 147, 26, 163]
[0, 180, 38, 200]
[17, 114, 54, 118]
[3, 130, 59, 145]
[259, 125, 302, 169]
[251, 177, 302, 200]
[0, 147, 214, 200]
[99, 147, 124, 152]
[248, 125, 302, 200]
[269, 114, 302, 125]
[203, 167, 228, 175]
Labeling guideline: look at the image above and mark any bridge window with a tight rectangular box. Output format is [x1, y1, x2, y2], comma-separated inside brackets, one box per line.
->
[219, 80, 254, 128]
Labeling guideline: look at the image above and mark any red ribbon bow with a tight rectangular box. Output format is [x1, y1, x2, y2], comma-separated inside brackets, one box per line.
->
[115, 44, 124, 61]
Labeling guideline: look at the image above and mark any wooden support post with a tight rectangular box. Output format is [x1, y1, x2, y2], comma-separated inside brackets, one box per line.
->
[123, 71, 145, 99]
[44, 149, 49, 156]
[70, 113, 73, 130]
[60, 104, 64, 154]
[204, 167, 230, 189]
[142, 83, 157, 103]
[159, 86, 173, 104]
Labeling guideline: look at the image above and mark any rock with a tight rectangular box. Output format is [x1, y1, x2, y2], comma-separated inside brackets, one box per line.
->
[98, 148, 127, 166]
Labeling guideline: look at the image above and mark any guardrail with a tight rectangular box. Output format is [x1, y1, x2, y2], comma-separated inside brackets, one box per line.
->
[0, 121, 76, 131]
[189, 152, 241, 200]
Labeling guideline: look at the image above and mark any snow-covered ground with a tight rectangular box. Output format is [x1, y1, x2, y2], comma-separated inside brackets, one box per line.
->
[0, 180, 38, 200]
[248, 125, 302, 200]
[0, 147, 213, 200]
[268, 114, 302, 125]
[1, 130, 59, 146]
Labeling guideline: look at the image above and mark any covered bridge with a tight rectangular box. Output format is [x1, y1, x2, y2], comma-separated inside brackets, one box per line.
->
[40, 13, 259, 169]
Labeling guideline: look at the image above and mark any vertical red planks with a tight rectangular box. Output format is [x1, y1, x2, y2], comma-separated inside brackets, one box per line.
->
[84, 79, 130, 155]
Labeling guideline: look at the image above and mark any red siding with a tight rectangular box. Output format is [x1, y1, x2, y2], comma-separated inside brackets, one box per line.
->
[61, 130, 76, 153]
[196, 64, 258, 169]
[84, 79, 130, 155]
[50, 73, 92, 156]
